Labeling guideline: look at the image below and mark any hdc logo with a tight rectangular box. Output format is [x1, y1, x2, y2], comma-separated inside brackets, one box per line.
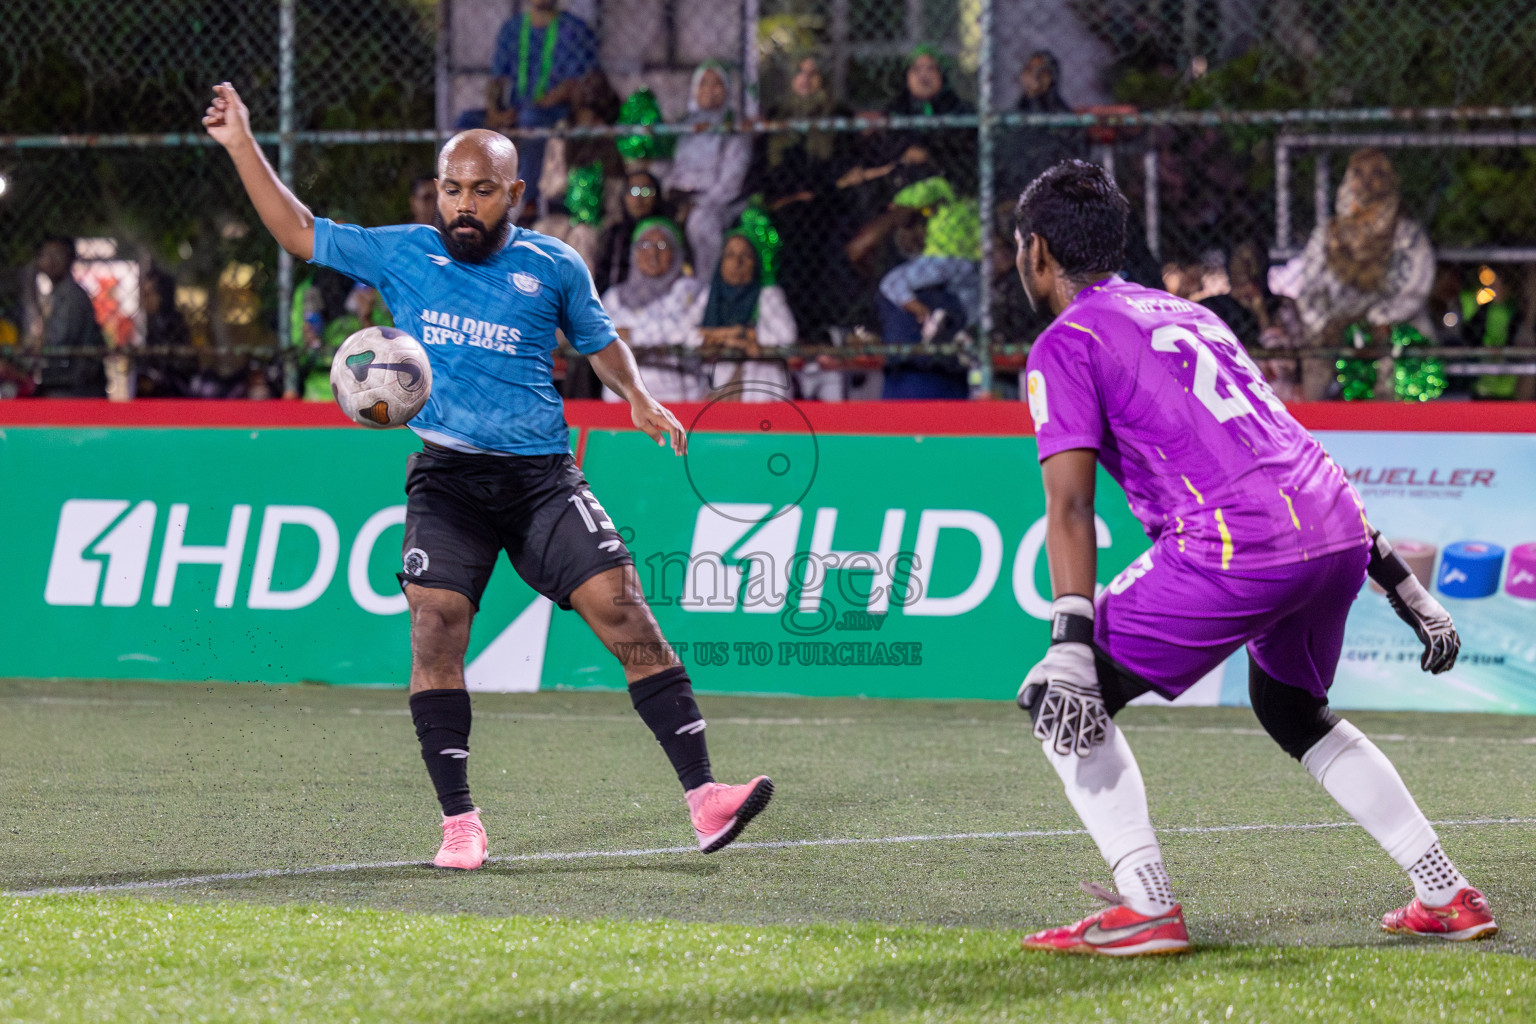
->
[44, 499, 409, 614]
[649, 502, 1116, 624]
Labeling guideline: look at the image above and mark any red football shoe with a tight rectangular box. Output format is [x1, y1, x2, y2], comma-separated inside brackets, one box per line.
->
[1021, 883, 1190, 957]
[1382, 887, 1497, 941]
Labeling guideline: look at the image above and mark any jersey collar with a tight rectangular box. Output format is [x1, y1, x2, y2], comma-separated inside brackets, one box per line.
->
[499, 224, 522, 255]
[1064, 274, 1122, 311]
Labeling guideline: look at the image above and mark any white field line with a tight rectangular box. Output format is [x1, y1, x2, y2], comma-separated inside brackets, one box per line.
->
[342, 708, 1536, 742]
[7, 696, 1535, 744]
[6, 817, 1534, 900]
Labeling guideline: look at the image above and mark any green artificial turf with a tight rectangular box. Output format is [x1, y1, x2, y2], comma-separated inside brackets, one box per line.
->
[3, 897, 1532, 1023]
[1, 678, 1532, 1021]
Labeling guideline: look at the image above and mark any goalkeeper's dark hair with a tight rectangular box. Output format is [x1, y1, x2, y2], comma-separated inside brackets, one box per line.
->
[1013, 159, 1129, 278]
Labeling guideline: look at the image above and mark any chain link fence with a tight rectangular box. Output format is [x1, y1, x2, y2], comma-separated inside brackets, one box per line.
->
[3, 0, 1535, 400]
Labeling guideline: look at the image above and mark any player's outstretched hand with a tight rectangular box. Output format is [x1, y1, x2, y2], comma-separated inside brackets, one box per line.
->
[631, 396, 687, 456]
[1018, 642, 1110, 758]
[1387, 577, 1460, 674]
[1367, 531, 1460, 674]
[203, 82, 253, 150]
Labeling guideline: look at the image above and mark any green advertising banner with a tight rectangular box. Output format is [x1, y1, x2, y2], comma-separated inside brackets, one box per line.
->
[0, 427, 543, 686]
[4, 423, 1535, 712]
[535, 430, 1148, 701]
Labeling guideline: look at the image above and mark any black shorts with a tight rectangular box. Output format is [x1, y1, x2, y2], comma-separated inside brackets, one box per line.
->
[397, 446, 632, 611]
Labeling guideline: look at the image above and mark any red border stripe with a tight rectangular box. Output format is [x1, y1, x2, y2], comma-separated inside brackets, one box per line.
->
[1, 398, 1533, 434]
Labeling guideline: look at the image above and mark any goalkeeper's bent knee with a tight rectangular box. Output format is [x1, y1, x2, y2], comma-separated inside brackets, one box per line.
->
[1249, 656, 1339, 761]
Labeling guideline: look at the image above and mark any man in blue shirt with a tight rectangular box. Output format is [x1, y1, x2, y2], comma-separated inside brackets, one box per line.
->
[483, 0, 600, 214]
[205, 82, 772, 870]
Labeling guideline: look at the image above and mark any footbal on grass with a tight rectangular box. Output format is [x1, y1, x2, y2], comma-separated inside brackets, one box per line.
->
[330, 326, 432, 428]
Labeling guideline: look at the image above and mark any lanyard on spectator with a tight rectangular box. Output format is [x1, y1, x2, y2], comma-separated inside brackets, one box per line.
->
[518, 14, 560, 101]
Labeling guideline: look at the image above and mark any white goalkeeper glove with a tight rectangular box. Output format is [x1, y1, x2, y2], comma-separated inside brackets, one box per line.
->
[1367, 530, 1460, 674]
[1018, 595, 1110, 757]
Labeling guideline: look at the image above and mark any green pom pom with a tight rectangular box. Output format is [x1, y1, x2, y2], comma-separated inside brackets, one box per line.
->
[1334, 322, 1448, 401]
[1388, 324, 1446, 401]
[734, 205, 782, 286]
[616, 88, 673, 161]
[891, 176, 956, 211]
[565, 161, 605, 227]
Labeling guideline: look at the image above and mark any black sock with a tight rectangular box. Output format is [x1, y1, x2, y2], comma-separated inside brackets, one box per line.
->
[629, 666, 714, 791]
[409, 689, 475, 816]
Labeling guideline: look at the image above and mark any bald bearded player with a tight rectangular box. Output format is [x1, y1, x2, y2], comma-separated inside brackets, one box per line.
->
[205, 83, 773, 869]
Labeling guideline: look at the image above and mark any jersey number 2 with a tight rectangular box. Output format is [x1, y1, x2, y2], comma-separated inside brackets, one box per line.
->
[1151, 323, 1285, 423]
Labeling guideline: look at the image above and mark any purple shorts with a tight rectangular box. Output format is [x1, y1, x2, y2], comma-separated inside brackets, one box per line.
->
[1094, 540, 1370, 701]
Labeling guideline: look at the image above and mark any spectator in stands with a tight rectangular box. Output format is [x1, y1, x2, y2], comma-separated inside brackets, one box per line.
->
[887, 46, 970, 120]
[1433, 264, 1519, 400]
[882, 46, 975, 192]
[838, 142, 948, 327]
[665, 62, 752, 282]
[1267, 148, 1435, 399]
[135, 266, 195, 397]
[286, 265, 390, 401]
[1017, 50, 1070, 114]
[535, 71, 625, 272]
[1163, 249, 1260, 344]
[409, 175, 437, 226]
[593, 171, 666, 296]
[482, 0, 600, 216]
[764, 55, 849, 174]
[833, 52, 966, 323]
[599, 218, 705, 403]
[19, 236, 106, 397]
[998, 50, 1084, 204]
[0, 310, 35, 398]
[691, 231, 795, 401]
[1227, 240, 1277, 339]
[757, 54, 859, 341]
[873, 177, 978, 399]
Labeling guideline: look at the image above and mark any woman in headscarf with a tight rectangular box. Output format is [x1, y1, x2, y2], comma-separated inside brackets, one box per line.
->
[688, 231, 795, 401]
[997, 49, 1084, 201]
[663, 62, 753, 282]
[599, 217, 707, 402]
[764, 54, 850, 174]
[882, 45, 975, 192]
[592, 170, 666, 295]
[1267, 148, 1435, 399]
[757, 54, 859, 340]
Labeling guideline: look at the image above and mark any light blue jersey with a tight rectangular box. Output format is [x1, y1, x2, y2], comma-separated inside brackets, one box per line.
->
[310, 218, 618, 455]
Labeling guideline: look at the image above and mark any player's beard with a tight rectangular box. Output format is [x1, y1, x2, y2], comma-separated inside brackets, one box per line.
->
[435, 207, 512, 263]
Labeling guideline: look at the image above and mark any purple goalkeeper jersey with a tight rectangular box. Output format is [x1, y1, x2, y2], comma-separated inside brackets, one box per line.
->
[1024, 277, 1368, 571]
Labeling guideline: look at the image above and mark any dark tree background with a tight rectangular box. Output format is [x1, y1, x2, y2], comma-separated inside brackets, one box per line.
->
[0, 0, 436, 338]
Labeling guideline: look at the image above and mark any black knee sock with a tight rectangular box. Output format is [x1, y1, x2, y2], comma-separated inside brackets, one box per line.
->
[409, 689, 476, 816]
[629, 666, 714, 791]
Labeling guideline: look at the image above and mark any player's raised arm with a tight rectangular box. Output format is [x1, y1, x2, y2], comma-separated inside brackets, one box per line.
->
[587, 338, 688, 455]
[203, 82, 315, 260]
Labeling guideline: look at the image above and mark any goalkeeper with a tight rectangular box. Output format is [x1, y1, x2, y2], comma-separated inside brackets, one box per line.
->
[1010, 161, 1491, 957]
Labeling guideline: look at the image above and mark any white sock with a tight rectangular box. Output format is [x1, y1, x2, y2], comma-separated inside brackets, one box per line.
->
[1113, 844, 1178, 915]
[1044, 723, 1175, 916]
[1302, 718, 1442, 872]
[1407, 842, 1470, 907]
